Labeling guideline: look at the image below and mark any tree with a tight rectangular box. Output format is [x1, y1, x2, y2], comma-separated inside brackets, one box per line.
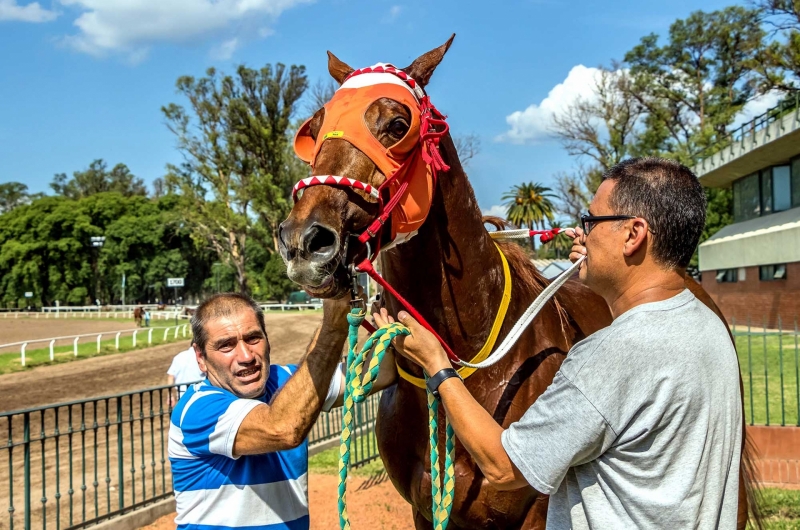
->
[549, 66, 644, 221]
[502, 182, 556, 251]
[163, 63, 308, 294]
[304, 79, 337, 117]
[624, 6, 765, 162]
[51, 160, 147, 199]
[0, 182, 33, 214]
[751, 0, 800, 92]
[453, 134, 481, 166]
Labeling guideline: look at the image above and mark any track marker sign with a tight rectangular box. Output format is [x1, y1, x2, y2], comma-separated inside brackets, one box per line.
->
[167, 278, 185, 287]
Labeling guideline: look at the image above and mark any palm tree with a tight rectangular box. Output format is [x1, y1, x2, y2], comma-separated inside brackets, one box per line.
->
[502, 182, 557, 251]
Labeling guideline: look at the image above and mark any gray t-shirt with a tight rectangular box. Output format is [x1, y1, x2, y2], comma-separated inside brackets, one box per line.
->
[501, 289, 742, 529]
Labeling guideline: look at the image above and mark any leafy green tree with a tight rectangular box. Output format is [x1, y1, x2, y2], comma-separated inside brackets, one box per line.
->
[502, 182, 556, 251]
[753, 0, 800, 92]
[0, 192, 212, 308]
[624, 6, 765, 162]
[51, 159, 147, 199]
[163, 63, 308, 294]
[0, 182, 33, 214]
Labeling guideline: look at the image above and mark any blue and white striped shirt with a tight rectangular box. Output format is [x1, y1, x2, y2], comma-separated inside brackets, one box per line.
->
[169, 365, 309, 530]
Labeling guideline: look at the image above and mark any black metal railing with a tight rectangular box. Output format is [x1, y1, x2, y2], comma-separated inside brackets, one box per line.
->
[695, 91, 800, 164]
[2, 384, 382, 529]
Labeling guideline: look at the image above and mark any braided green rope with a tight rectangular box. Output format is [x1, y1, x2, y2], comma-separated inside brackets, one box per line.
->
[338, 308, 455, 530]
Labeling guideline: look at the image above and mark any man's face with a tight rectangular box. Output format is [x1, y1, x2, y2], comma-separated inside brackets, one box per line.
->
[195, 309, 271, 399]
[579, 180, 628, 293]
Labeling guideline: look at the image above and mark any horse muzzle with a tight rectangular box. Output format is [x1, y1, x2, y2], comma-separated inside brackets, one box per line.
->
[278, 219, 350, 297]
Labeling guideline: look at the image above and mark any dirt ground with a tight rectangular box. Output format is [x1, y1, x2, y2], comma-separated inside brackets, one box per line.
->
[0, 312, 323, 412]
[141, 473, 414, 530]
[0, 317, 144, 352]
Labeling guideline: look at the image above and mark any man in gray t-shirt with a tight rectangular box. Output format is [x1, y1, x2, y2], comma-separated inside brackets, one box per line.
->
[376, 157, 743, 529]
[501, 289, 742, 528]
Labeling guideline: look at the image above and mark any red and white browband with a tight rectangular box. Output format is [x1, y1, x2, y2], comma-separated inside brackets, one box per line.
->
[292, 176, 380, 201]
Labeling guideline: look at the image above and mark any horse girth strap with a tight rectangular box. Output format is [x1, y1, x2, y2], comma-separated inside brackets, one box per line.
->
[396, 243, 512, 388]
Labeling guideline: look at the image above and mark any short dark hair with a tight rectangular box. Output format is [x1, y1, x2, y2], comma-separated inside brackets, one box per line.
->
[191, 293, 266, 356]
[603, 157, 706, 269]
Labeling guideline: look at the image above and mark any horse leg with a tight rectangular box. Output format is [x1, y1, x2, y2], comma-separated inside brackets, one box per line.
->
[412, 507, 433, 530]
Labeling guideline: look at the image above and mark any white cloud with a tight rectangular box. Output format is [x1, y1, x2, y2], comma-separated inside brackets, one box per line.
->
[497, 65, 602, 144]
[731, 89, 785, 129]
[0, 0, 58, 22]
[482, 204, 507, 219]
[210, 37, 239, 60]
[58, 0, 312, 59]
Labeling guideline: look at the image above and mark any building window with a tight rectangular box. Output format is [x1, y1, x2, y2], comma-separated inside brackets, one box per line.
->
[761, 168, 773, 215]
[759, 264, 787, 281]
[716, 269, 738, 282]
[773, 165, 791, 212]
[733, 172, 761, 222]
[792, 156, 800, 209]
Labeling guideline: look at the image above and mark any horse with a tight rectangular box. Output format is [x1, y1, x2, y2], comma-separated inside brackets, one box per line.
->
[133, 306, 144, 327]
[278, 38, 758, 529]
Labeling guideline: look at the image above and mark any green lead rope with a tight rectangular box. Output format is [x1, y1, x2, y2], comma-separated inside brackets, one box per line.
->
[338, 308, 456, 530]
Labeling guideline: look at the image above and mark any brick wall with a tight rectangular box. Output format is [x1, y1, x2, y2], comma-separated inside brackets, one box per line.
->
[747, 426, 800, 489]
[701, 261, 800, 329]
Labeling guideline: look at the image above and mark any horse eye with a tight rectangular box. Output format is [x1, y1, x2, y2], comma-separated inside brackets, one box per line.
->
[388, 118, 409, 138]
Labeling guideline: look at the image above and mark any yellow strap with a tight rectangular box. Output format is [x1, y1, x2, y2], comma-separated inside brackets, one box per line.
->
[397, 243, 512, 388]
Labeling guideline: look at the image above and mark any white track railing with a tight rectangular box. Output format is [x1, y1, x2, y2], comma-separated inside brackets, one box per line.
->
[260, 303, 322, 311]
[1, 310, 184, 320]
[0, 324, 190, 367]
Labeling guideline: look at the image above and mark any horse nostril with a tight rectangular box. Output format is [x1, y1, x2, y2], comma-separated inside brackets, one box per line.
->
[303, 224, 338, 258]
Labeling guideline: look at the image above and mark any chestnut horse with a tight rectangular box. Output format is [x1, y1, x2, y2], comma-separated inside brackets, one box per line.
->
[279, 38, 757, 529]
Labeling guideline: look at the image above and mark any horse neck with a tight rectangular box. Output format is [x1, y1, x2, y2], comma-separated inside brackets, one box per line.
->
[380, 135, 506, 357]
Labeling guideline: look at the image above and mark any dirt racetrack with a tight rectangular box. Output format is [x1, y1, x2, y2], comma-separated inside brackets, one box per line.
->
[143, 473, 414, 530]
[0, 312, 323, 412]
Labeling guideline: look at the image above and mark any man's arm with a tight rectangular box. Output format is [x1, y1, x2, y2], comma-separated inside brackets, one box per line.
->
[166, 374, 177, 407]
[232, 299, 350, 456]
[372, 310, 527, 490]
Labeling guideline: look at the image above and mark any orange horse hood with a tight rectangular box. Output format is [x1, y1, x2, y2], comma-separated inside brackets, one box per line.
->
[294, 66, 437, 244]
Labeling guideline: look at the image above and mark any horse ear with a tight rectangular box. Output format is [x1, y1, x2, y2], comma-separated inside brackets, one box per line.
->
[327, 51, 355, 85]
[403, 34, 455, 87]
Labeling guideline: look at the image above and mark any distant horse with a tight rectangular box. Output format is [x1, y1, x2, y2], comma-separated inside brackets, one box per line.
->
[133, 306, 144, 327]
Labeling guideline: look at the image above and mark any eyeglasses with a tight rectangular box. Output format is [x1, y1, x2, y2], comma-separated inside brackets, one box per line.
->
[580, 214, 636, 235]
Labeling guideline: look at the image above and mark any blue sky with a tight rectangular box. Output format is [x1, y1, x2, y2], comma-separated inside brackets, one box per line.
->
[0, 0, 739, 214]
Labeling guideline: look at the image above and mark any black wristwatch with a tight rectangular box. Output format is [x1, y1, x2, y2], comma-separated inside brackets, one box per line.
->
[426, 368, 462, 399]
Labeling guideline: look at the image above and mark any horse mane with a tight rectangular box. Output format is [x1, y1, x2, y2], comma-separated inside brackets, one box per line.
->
[482, 215, 570, 338]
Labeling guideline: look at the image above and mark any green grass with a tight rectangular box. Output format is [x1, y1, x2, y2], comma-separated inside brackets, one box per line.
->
[751, 487, 800, 529]
[308, 432, 385, 477]
[735, 331, 800, 426]
[0, 325, 191, 375]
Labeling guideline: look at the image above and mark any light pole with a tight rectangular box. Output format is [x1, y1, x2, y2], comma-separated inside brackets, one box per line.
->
[90, 236, 106, 306]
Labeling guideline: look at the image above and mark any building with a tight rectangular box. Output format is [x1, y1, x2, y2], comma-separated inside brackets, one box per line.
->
[694, 96, 800, 329]
[532, 259, 573, 280]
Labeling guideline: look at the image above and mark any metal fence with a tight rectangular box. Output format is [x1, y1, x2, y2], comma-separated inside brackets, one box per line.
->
[733, 318, 800, 427]
[1, 384, 381, 530]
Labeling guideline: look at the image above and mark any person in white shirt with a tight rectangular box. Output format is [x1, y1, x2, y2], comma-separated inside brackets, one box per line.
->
[167, 346, 206, 407]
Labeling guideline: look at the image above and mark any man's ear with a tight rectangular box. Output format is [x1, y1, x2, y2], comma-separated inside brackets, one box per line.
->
[194, 344, 207, 373]
[622, 219, 649, 258]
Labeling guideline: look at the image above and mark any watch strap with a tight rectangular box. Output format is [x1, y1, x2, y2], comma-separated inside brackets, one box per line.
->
[426, 368, 461, 399]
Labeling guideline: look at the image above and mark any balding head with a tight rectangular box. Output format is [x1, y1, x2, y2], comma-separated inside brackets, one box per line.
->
[191, 293, 266, 356]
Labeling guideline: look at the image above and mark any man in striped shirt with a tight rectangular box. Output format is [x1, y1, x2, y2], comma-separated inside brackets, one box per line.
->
[168, 292, 395, 530]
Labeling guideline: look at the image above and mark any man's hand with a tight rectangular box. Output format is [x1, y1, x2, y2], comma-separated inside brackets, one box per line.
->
[563, 227, 587, 264]
[373, 308, 450, 376]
